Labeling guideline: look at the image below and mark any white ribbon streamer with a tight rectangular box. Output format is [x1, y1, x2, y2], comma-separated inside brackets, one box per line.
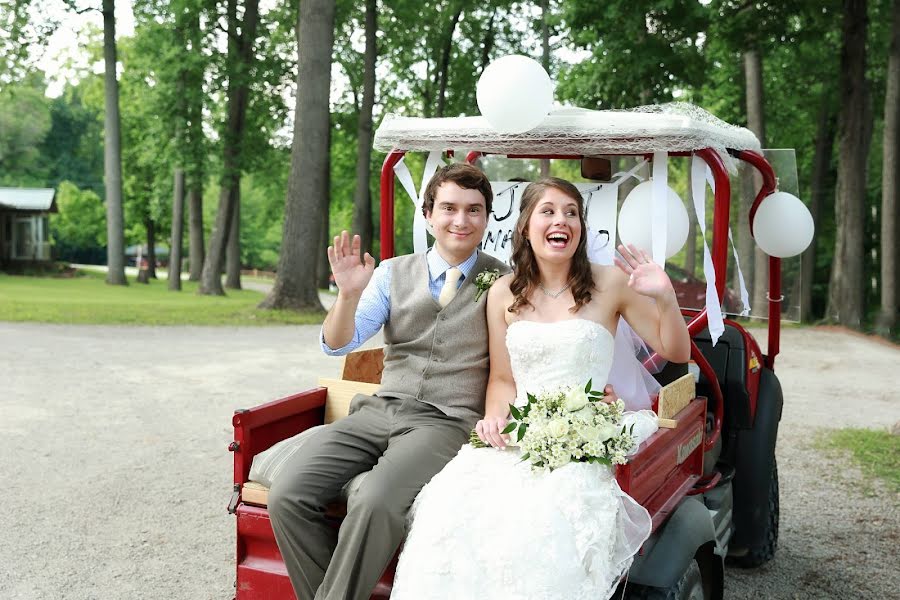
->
[691, 155, 724, 345]
[393, 157, 418, 207]
[651, 152, 668, 264]
[393, 151, 445, 253]
[610, 158, 649, 186]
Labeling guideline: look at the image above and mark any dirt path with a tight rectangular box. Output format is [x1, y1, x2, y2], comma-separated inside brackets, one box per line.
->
[0, 323, 896, 599]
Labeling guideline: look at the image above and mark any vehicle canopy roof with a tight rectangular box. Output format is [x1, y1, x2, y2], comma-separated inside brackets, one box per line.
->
[374, 102, 761, 164]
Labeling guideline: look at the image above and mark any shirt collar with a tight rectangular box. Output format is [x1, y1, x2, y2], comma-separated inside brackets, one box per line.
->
[426, 247, 480, 283]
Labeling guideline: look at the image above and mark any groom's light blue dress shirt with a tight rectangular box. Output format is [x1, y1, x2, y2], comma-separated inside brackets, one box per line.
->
[320, 248, 480, 356]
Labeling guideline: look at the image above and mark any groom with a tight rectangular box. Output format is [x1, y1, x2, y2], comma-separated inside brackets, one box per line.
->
[267, 163, 509, 600]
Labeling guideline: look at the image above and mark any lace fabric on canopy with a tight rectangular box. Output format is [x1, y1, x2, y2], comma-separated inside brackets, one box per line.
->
[374, 102, 761, 172]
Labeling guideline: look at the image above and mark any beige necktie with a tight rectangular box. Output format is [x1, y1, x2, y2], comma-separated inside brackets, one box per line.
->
[438, 267, 463, 307]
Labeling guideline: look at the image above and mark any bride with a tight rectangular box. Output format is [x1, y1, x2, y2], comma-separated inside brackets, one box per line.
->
[390, 177, 691, 600]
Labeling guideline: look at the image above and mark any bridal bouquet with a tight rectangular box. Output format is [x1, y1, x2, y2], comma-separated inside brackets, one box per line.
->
[471, 380, 636, 471]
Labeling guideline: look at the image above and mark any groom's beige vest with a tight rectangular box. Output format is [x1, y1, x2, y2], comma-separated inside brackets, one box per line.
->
[378, 251, 508, 427]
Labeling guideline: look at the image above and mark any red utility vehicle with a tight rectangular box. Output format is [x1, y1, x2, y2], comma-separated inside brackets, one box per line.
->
[229, 108, 784, 600]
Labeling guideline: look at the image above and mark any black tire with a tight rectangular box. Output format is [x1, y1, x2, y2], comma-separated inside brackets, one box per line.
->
[732, 458, 779, 567]
[623, 559, 705, 600]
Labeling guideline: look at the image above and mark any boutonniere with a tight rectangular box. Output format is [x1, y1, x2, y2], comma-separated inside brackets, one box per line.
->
[473, 269, 501, 302]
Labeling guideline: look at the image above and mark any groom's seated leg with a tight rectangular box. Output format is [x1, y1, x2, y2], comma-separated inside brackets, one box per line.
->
[268, 399, 392, 600]
[317, 399, 469, 600]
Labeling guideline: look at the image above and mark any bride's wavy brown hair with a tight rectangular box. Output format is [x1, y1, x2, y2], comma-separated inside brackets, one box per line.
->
[509, 177, 595, 315]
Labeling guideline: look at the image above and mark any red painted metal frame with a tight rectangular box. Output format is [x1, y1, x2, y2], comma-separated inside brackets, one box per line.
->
[231, 390, 398, 599]
[735, 149, 781, 369]
[379, 150, 406, 261]
[232, 389, 326, 485]
[230, 389, 414, 599]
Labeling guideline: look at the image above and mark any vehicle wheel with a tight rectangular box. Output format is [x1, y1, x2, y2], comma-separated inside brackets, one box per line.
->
[732, 458, 779, 567]
[623, 559, 705, 600]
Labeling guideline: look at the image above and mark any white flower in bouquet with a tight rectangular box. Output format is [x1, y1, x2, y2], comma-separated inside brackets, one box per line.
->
[563, 387, 590, 412]
[472, 379, 638, 472]
[576, 425, 603, 443]
[547, 418, 570, 438]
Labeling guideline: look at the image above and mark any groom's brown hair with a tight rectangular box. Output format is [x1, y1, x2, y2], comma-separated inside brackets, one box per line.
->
[508, 177, 595, 315]
[422, 163, 494, 217]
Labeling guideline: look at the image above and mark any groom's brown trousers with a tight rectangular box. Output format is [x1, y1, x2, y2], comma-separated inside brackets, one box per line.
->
[267, 393, 469, 600]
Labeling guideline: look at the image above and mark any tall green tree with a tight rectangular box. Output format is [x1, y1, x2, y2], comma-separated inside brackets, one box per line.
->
[260, 0, 336, 311]
[40, 85, 105, 196]
[50, 181, 107, 250]
[559, 0, 708, 108]
[101, 0, 127, 285]
[0, 73, 51, 186]
[350, 0, 378, 257]
[877, 0, 900, 334]
[0, 1, 58, 84]
[826, 0, 874, 327]
[200, 0, 261, 295]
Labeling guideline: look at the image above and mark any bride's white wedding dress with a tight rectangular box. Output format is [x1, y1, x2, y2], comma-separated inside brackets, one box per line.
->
[390, 319, 656, 600]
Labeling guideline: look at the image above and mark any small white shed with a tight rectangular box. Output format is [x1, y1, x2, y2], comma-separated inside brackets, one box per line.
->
[0, 187, 57, 262]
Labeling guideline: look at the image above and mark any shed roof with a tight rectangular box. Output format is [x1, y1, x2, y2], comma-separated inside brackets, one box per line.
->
[0, 188, 57, 212]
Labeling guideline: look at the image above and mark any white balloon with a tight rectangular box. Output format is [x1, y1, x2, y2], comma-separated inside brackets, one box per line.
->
[618, 181, 690, 260]
[753, 192, 815, 258]
[476, 55, 553, 134]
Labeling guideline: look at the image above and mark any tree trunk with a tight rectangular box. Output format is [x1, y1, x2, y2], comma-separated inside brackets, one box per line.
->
[800, 95, 836, 321]
[169, 168, 185, 291]
[317, 119, 333, 290]
[226, 186, 242, 289]
[145, 217, 157, 279]
[317, 167, 331, 289]
[259, 0, 335, 311]
[188, 185, 204, 280]
[540, 0, 551, 177]
[435, 3, 463, 118]
[744, 48, 768, 316]
[826, 0, 873, 328]
[351, 0, 377, 256]
[877, 0, 900, 335]
[199, 0, 259, 295]
[186, 7, 205, 283]
[102, 0, 126, 286]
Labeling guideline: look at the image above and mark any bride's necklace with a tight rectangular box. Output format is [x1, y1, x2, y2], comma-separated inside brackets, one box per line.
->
[538, 281, 571, 298]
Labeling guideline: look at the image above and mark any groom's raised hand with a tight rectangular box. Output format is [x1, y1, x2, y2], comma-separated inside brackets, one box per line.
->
[327, 230, 375, 298]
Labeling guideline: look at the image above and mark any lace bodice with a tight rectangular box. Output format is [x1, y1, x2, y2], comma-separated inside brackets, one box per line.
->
[506, 319, 615, 406]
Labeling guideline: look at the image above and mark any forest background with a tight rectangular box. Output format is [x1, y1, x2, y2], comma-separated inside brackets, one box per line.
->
[1, 0, 897, 337]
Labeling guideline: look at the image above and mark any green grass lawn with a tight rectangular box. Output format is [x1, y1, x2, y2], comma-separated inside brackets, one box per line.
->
[820, 428, 900, 493]
[0, 271, 325, 326]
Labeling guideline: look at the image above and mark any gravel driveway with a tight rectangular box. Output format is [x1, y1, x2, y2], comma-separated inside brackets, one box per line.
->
[1, 323, 897, 599]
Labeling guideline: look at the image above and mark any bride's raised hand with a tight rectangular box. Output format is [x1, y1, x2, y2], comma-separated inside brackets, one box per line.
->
[327, 230, 375, 297]
[614, 244, 675, 301]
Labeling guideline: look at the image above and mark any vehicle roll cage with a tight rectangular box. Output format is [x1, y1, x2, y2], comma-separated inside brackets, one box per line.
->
[379, 148, 780, 453]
